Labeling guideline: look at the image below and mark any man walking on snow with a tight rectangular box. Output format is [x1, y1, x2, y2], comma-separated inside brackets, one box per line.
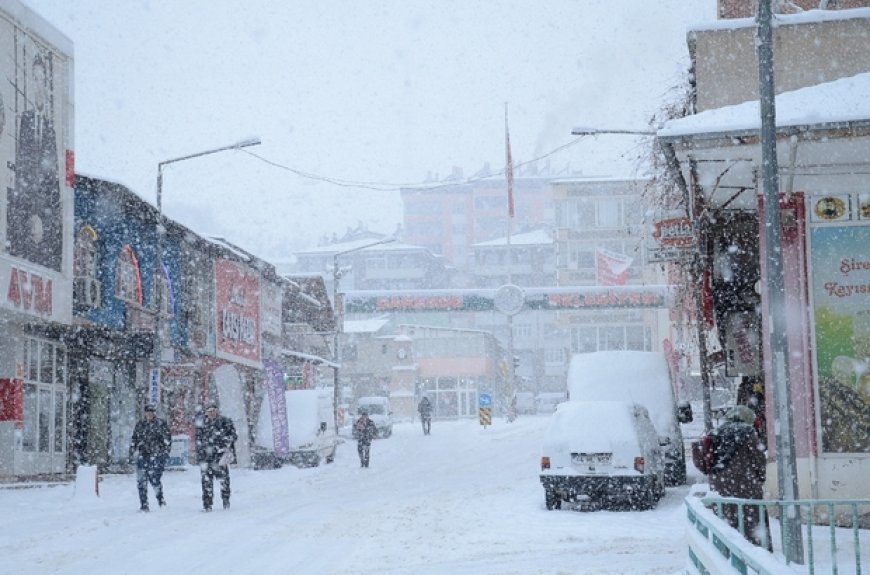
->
[352, 408, 378, 467]
[129, 404, 171, 511]
[195, 402, 237, 511]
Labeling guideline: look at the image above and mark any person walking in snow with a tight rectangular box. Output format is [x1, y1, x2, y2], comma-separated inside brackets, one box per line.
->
[129, 404, 171, 512]
[195, 402, 237, 511]
[417, 396, 432, 435]
[352, 408, 379, 467]
[709, 405, 772, 551]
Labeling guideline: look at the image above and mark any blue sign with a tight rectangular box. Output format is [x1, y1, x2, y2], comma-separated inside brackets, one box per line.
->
[479, 393, 492, 408]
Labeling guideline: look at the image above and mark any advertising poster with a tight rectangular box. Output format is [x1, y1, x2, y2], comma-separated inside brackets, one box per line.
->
[1, 14, 71, 272]
[808, 194, 870, 453]
[214, 259, 261, 366]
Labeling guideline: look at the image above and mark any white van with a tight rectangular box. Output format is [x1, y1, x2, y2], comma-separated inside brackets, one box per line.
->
[535, 392, 567, 414]
[357, 396, 393, 438]
[540, 400, 665, 510]
[254, 389, 339, 468]
[566, 351, 692, 486]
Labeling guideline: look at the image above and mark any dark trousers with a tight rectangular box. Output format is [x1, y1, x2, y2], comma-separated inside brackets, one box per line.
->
[421, 416, 431, 435]
[357, 441, 371, 467]
[136, 455, 166, 507]
[200, 462, 231, 508]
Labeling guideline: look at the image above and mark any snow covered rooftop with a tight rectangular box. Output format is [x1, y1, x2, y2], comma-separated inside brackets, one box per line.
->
[659, 72, 870, 139]
[343, 317, 391, 334]
[473, 228, 553, 247]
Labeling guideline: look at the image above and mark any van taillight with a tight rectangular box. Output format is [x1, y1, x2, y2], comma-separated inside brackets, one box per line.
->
[634, 457, 645, 473]
[541, 456, 551, 470]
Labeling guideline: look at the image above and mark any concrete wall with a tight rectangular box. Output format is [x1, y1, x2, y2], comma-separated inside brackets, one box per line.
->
[691, 13, 870, 111]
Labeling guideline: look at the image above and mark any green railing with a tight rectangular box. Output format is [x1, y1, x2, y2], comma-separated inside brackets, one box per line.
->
[687, 495, 869, 575]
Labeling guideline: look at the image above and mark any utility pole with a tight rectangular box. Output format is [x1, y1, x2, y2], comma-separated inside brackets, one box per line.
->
[757, 0, 804, 562]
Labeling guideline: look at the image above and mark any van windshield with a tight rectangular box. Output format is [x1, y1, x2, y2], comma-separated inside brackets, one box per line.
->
[362, 404, 386, 415]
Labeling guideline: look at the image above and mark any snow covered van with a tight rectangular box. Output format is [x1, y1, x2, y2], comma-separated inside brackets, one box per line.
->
[540, 400, 665, 510]
[254, 389, 338, 468]
[566, 351, 692, 486]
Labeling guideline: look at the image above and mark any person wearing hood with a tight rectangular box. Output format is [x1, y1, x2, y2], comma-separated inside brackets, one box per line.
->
[710, 405, 772, 551]
[417, 396, 433, 435]
[352, 408, 378, 467]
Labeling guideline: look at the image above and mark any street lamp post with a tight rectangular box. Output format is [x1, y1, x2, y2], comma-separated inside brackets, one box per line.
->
[150, 137, 261, 408]
[331, 237, 396, 430]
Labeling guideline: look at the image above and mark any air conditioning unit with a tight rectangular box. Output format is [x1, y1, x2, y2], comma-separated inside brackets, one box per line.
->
[74, 277, 102, 309]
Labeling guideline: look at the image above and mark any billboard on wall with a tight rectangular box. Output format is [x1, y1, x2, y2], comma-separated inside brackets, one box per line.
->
[808, 193, 870, 454]
[215, 259, 261, 367]
[0, 1, 74, 324]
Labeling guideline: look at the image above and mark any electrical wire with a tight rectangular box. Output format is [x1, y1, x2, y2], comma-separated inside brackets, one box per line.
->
[239, 136, 598, 192]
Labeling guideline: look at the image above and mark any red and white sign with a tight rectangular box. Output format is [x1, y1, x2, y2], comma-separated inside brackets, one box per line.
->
[215, 259, 261, 367]
[652, 216, 695, 247]
[595, 248, 632, 286]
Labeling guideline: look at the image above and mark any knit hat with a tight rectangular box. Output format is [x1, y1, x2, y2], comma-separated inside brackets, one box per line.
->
[725, 405, 755, 425]
[144, 404, 157, 412]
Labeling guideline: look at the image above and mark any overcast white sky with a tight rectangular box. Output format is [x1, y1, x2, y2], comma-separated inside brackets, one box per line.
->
[23, 0, 716, 260]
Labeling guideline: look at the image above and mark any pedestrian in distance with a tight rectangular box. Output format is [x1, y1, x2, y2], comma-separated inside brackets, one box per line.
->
[195, 402, 238, 512]
[129, 404, 171, 512]
[352, 408, 378, 467]
[417, 396, 432, 435]
[709, 405, 773, 551]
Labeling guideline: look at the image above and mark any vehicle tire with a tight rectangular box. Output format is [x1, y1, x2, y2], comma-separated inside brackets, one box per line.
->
[665, 459, 687, 487]
[545, 489, 559, 511]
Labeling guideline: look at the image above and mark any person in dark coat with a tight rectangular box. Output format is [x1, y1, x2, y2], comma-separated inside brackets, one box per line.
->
[418, 396, 433, 435]
[195, 403, 238, 511]
[352, 408, 379, 468]
[129, 404, 171, 511]
[710, 405, 772, 551]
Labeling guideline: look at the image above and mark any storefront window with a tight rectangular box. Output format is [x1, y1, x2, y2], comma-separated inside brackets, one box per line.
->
[54, 390, 65, 454]
[28, 339, 38, 381]
[21, 338, 67, 459]
[23, 383, 37, 451]
[55, 348, 66, 384]
[38, 388, 50, 452]
[40, 344, 53, 384]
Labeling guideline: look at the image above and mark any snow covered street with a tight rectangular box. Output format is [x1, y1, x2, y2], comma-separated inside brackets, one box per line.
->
[1, 415, 699, 575]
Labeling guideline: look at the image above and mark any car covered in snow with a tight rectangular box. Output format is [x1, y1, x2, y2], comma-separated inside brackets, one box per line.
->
[566, 350, 692, 486]
[539, 400, 665, 511]
[534, 392, 567, 414]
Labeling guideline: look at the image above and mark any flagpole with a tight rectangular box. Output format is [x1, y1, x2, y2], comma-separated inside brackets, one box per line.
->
[505, 102, 515, 417]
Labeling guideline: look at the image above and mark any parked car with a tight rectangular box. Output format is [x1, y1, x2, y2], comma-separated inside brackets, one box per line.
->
[539, 400, 665, 511]
[254, 389, 339, 468]
[357, 396, 393, 438]
[566, 350, 692, 486]
[535, 392, 567, 414]
[515, 392, 536, 415]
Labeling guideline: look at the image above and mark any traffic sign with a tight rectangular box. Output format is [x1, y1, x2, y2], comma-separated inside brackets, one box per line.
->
[478, 393, 492, 408]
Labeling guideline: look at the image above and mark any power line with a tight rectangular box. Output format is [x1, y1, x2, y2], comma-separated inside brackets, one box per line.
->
[239, 136, 596, 192]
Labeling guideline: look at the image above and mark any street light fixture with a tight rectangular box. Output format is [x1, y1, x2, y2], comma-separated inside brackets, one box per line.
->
[150, 137, 261, 408]
[331, 236, 397, 430]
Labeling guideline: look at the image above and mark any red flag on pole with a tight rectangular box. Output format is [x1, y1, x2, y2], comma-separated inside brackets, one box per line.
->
[505, 109, 515, 219]
[595, 247, 633, 286]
